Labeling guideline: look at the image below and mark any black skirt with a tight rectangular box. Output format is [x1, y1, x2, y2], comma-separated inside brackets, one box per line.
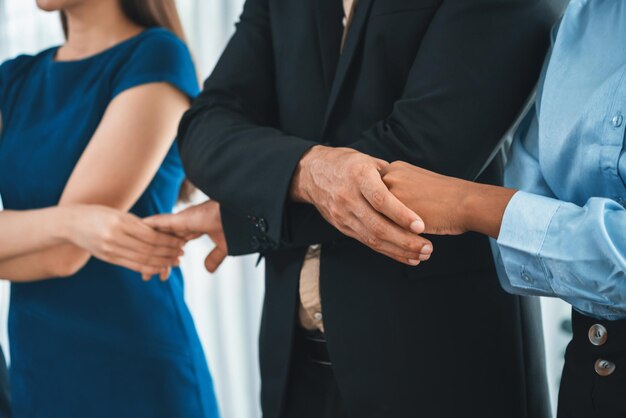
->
[557, 310, 626, 418]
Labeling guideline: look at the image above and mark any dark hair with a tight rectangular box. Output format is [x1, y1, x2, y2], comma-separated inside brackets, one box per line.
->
[61, 0, 196, 202]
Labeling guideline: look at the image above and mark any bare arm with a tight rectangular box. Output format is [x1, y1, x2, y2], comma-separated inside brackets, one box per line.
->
[0, 207, 73, 259]
[0, 83, 189, 281]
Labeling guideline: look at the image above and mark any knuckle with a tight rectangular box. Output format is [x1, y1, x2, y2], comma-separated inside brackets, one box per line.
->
[366, 236, 381, 249]
[111, 217, 124, 230]
[100, 243, 112, 255]
[102, 230, 115, 243]
[370, 190, 386, 209]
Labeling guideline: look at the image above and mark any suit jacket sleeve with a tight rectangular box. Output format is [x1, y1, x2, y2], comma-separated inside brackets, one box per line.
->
[179, 0, 551, 255]
[177, 0, 319, 255]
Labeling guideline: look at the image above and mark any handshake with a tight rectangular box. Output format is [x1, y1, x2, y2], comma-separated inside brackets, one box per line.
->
[103, 145, 483, 280]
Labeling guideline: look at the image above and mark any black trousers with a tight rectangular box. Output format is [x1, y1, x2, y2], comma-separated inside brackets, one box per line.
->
[558, 311, 626, 418]
[280, 328, 349, 418]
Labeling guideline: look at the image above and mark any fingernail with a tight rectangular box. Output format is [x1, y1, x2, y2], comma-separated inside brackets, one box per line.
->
[419, 254, 430, 261]
[410, 219, 425, 233]
[421, 245, 433, 255]
[408, 259, 421, 266]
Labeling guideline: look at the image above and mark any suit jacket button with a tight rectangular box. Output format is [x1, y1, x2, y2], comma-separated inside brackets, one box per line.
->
[595, 359, 616, 377]
[588, 324, 608, 346]
[257, 217, 268, 233]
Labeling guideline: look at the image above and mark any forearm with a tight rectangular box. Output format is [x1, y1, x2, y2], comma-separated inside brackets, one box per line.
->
[0, 206, 91, 281]
[0, 243, 90, 282]
[180, 104, 317, 251]
[0, 207, 74, 260]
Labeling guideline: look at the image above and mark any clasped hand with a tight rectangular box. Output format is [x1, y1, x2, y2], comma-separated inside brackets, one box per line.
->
[291, 146, 433, 265]
[135, 150, 485, 277]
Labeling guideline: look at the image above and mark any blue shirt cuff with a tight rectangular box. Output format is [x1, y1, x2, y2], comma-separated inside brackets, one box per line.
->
[496, 191, 561, 296]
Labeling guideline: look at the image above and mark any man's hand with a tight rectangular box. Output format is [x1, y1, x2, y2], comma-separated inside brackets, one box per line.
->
[144, 200, 228, 274]
[381, 161, 516, 238]
[291, 146, 433, 265]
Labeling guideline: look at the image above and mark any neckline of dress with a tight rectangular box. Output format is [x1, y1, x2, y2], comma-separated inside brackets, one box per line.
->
[49, 27, 162, 65]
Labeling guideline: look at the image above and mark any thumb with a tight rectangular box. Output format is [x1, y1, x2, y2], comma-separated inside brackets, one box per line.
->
[204, 246, 228, 273]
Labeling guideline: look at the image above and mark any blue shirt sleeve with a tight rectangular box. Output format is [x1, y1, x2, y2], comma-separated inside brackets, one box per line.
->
[495, 105, 626, 321]
[111, 30, 200, 101]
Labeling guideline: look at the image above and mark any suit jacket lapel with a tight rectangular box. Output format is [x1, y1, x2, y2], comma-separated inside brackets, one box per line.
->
[315, 0, 344, 91]
[322, 0, 375, 136]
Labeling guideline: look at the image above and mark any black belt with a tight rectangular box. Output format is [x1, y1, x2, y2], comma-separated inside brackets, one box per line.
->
[295, 327, 332, 367]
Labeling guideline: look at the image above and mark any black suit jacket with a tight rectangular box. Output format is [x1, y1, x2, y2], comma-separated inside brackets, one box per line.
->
[179, 0, 560, 416]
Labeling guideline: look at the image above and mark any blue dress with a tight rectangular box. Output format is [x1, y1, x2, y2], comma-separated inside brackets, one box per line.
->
[0, 28, 220, 418]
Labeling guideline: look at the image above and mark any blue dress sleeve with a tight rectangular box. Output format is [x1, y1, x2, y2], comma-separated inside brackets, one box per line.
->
[0, 60, 7, 115]
[111, 30, 200, 101]
[494, 104, 626, 320]
[0, 58, 15, 126]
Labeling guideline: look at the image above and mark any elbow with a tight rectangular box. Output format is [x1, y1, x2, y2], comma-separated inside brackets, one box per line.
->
[47, 250, 90, 278]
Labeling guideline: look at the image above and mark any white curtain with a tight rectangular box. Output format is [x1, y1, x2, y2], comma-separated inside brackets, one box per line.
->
[0, 1, 571, 418]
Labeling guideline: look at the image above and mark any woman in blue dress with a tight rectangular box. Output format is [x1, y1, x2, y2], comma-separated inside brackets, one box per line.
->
[0, 0, 220, 417]
[378, 1, 626, 416]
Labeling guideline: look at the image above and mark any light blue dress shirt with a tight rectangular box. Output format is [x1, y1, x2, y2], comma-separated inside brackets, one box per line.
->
[494, 0, 626, 321]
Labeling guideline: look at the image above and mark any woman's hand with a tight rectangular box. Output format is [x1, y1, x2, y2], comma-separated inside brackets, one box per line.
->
[66, 205, 185, 280]
[381, 161, 517, 238]
[381, 162, 469, 235]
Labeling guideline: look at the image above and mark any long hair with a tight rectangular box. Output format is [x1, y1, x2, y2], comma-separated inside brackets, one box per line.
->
[61, 0, 196, 202]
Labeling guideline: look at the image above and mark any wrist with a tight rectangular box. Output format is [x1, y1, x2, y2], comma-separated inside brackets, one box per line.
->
[291, 145, 327, 203]
[460, 182, 517, 239]
[56, 205, 85, 245]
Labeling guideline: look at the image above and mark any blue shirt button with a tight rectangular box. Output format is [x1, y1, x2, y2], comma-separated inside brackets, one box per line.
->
[611, 113, 623, 128]
[522, 272, 533, 283]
